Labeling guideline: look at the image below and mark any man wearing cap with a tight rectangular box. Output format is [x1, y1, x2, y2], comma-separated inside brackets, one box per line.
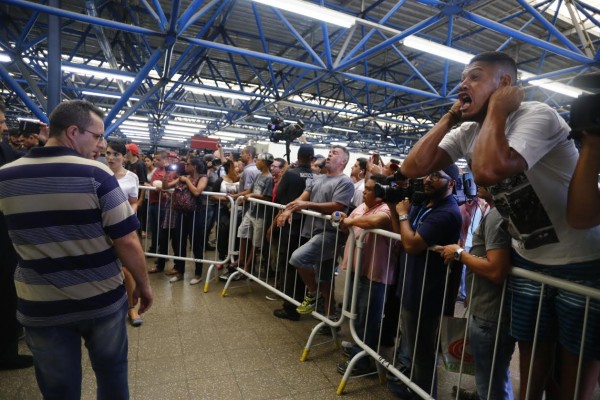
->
[125, 143, 147, 188]
[387, 165, 462, 399]
[269, 144, 315, 320]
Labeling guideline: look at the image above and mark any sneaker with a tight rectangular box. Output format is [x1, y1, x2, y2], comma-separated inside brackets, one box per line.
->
[0, 355, 34, 370]
[169, 275, 183, 283]
[219, 272, 233, 282]
[336, 360, 377, 376]
[296, 294, 318, 314]
[452, 386, 479, 400]
[341, 341, 354, 357]
[317, 314, 341, 336]
[218, 271, 247, 282]
[190, 277, 203, 285]
[265, 294, 280, 301]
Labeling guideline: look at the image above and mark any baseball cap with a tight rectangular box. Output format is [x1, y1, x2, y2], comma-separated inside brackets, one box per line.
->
[257, 152, 274, 162]
[442, 164, 460, 181]
[297, 144, 314, 159]
[313, 154, 325, 160]
[126, 143, 139, 156]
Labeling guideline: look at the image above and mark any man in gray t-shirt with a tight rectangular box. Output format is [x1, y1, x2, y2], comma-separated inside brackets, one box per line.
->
[435, 187, 514, 400]
[278, 146, 354, 317]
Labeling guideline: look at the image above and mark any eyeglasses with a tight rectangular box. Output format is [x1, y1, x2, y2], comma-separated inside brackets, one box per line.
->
[79, 127, 104, 142]
[426, 171, 450, 182]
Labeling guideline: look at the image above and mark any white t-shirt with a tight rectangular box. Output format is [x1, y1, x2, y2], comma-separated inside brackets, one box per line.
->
[351, 179, 365, 208]
[118, 170, 139, 201]
[439, 101, 600, 265]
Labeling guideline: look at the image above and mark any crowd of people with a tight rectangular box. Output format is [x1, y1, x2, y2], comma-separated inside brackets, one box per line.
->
[0, 50, 599, 400]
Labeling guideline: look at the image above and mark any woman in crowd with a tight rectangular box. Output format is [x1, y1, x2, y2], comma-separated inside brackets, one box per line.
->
[213, 160, 240, 264]
[105, 140, 143, 327]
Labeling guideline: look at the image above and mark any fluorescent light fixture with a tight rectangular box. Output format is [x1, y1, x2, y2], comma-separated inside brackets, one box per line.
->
[81, 90, 140, 101]
[519, 71, 584, 98]
[163, 130, 197, 137]
[163, 125, 200, 133]
[121, 121, 149, 128]
[324, 125, 359, 133]
[62, 65, 136, 82]
[208, 135, 233, 142]
[122, 115, 149, 122]
[161, 136, 186, 141]
[174, 104, 229, 114]
[185, 86, 255, 101]
[213, 131, 247, 139]
[171, 113, 219, 121]
[253, 115, 296, 124]
[0, 53, 11, 63]
[252, 0, 356, 28]
[403, 37, 473, 64]
[166, 121, 208, 129]
[331, 141, 348, 146]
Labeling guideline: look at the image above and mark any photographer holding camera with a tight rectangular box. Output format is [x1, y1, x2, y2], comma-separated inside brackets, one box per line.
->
[386, 165, 462, 399]
[401, 51, 600, 400]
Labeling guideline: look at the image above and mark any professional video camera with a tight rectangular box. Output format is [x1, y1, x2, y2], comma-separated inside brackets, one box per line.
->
[267, 116, 305, 143]
[374, 171, 426, 204]
[569, 93, 600, 139]
[374, 170, 477, 205]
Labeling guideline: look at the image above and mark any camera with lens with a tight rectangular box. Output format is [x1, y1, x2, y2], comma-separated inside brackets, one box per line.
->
[212, 158, 222, 167]
[374, 171, 426, 204]
[569, 93, 600, 139]
[454, 172, 477, 205]
[267, 116, 305, 143]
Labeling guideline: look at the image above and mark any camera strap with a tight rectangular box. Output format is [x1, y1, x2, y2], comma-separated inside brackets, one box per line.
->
[411, 206, 433, 230]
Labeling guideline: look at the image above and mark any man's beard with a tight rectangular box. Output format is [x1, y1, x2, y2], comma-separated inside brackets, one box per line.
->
[425, 182, 450, 202]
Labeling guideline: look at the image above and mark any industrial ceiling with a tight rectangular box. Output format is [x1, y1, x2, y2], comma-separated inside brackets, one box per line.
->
[0, 0, 598, 154]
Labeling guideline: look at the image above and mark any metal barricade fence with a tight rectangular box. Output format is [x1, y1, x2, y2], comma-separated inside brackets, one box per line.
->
[139, 185, 234, 290]
[218, 196, 353, 360]
[338, 227, 600, 400]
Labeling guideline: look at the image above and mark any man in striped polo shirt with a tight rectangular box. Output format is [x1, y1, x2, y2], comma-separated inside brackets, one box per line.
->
[0, 100, 153, 399]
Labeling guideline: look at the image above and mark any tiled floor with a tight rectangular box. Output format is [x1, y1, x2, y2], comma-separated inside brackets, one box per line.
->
[1, 256, 406, 400]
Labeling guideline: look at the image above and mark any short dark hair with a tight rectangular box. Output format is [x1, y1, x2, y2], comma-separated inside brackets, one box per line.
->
[368, 173, 387, 185]
[243, 145, 257, 159]
[356, 157, 367, 172]
[223, 159, 234, 175]
[0, 99, 5, 114]
[107, 140, 127, 156]
[49, 100, 104, 138]
[273, 157, 287, 168]
[469, 51, 517, 82]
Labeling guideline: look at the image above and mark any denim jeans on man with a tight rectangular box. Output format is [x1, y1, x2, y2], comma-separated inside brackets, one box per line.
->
[348, 276, 387, 369]
[25, 302, 129, 400]
[469, 314, 515, 400]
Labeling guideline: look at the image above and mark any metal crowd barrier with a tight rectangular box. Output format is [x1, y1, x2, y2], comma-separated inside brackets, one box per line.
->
[139, 185, 234, 291]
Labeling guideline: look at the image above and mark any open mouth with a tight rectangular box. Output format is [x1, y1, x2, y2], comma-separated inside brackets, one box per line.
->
[459, 93, 472, 111]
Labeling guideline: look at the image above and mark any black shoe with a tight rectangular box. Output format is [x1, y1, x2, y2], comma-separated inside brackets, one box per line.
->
[273, 308, 300, 321]
[388, 380, 418, 399]
[0, 355, 34, 370]
[336, 360, 377, 376]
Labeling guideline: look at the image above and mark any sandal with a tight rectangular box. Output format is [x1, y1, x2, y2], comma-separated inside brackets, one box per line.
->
[148, 267, 160, 274]
[164, 269, 179, 276]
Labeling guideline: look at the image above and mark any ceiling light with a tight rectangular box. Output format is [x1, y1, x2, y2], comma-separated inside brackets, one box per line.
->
[403, 37, 473, 64]
[331, 141, 348, 146]
[161, 136, 186, 141]
[81, 90, 140, 101]
[62, 65, 136, 82]
[185, 86, 255, 101]
[174, 104, 229, 114]
[213, 131, 247, 139]
[253, 115, 296, 124]
[0, 53, 11, 63]
[519, 71, 585, 98]
[121, 121, 149, 128]
[163, 125, 200, 133]
[163, 130, 197, 137]
[252, 0, 356, 28]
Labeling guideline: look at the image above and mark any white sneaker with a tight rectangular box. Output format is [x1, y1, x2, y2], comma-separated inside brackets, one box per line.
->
[169, 275, 183, 283]
[190, 277, 203, 285]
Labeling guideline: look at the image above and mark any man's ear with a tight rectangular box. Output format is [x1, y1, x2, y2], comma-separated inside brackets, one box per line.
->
[64, 125, 78, 140]
[499, 74, 512, 87]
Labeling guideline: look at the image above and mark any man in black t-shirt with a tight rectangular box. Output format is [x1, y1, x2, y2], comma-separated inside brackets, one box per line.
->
[269, 145, 315, 321]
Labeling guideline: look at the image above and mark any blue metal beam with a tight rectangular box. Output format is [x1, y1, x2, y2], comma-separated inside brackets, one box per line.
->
[178, 0, 221, 36]
[462, 11, 593, 64]
[0, 64, 47, 121]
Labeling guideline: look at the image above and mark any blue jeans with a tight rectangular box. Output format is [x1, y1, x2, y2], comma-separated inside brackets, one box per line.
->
[350, 276, 387, 368]
[147, 203, 162, 252]
[469, 314, 515, 400]
[25, 302, 129, 400]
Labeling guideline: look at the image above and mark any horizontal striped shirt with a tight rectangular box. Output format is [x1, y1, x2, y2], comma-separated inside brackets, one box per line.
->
[0, 146, 139, 327]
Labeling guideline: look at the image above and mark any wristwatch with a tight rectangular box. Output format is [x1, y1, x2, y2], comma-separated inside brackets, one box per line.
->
[398, 214, 409, 222]
[454, 248, 464, 261]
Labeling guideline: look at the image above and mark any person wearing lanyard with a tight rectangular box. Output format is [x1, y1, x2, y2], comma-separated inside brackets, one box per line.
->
[387, 165, 462, 399]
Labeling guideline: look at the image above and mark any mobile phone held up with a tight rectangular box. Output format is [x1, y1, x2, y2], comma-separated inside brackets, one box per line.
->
[18, 119, 41, 135]
[372, 151, 381, 165]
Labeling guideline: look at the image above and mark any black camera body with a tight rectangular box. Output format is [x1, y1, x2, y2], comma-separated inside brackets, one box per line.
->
[167, 162, 186, 175]
[374, 171, 477, 205]
[569, 93, 600, 139]
[267, 116, 304, 143]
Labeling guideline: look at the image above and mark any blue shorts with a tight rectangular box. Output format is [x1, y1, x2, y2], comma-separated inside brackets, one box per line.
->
[507, 253, 600, 360]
